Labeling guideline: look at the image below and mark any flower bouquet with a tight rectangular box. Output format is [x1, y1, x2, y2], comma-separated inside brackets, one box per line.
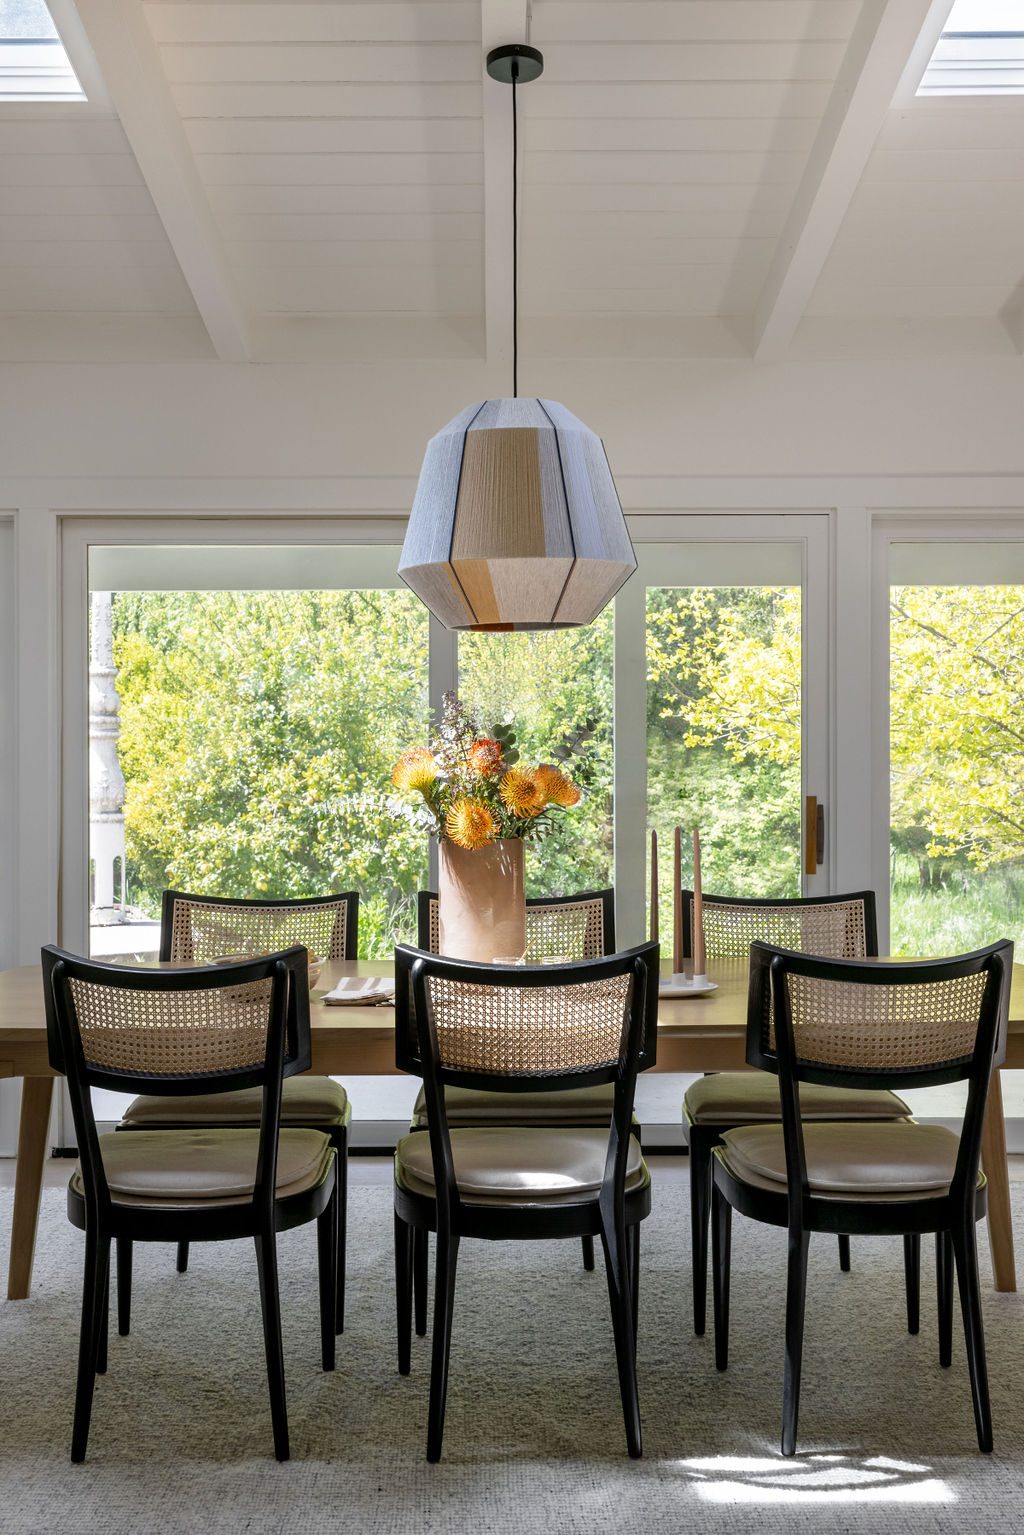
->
[391, 693, 584, 960]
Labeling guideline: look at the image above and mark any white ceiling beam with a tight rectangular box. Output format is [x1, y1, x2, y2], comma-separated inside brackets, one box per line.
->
[72, 0, 250, 363]
[482, 0, 531, 392]
[752, 0, 953, 363]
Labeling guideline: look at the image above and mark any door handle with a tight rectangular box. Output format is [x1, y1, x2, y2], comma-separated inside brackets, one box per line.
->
[805, 796, 825, 876]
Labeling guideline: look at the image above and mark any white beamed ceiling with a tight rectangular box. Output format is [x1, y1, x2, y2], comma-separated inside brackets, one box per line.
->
[2, 0, 1024, 359]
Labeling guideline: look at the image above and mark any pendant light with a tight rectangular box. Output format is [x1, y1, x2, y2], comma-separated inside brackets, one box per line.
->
[399, 43, 636, 632]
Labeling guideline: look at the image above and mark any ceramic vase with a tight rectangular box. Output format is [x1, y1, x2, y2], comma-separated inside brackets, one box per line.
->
[437, 837, 526, 962]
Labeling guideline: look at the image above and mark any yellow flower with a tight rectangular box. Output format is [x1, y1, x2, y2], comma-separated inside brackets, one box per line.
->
[535, 763, 581, 808]
[499, 768, 546, 820]
[445, 797, 497, 850]
[467, 737, 504, 777]
[392, 747, 437, 794]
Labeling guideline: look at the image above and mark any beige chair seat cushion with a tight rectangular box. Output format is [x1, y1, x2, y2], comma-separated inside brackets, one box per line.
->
[396, 1126, 647, 1206]
[684, 1071, 908, 1127]
[718, 1120, 976, 1200]
[121, 1075, 349, 1130]
[410, 1082, 621, 1129]
[71, 1127, 333, 1210]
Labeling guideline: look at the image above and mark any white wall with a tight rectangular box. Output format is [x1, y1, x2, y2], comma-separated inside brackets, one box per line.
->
[0, 517, 19, 1153]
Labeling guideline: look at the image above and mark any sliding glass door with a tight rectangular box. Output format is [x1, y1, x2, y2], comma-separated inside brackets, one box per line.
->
[886, 536, 1024, 959]
[614, 517, 831, 946]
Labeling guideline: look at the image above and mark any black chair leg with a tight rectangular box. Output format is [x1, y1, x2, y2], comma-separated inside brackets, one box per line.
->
[426, 1229, 461, 1463]
[904, 1233, 921, 1335]
[626, 1223, 640, 1342]
[96, 1249, 110, 1376]
[317, 1182, 339, 1373]
[952, 1222, 993, 1453]
[600, 1217, 642, 1459]
[116, 1235, 133, 1337]
[71, 1229, 110, 1463]
[936, 1230, 953, 1368]
[781, 1228, 810, 1458]
[254, 1232, 290, 1462]
[689, 1135, 712, 1335]
[413, 1226, 428, 1338]
[711, 1182, 732, 1373]
[581, 1234, 596, 1271]
[395, 1212, 413, 1377]
[838, 1235, 851, 1272]
[335, 1126, 348, 1334]
[176, 1240, 189, 1274]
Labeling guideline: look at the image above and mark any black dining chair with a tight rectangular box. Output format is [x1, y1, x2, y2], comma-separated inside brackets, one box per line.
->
[42, 944, 339, 1463]
[393, 941, 658, 1461]
[710, 938, 1012, 1456]
[408, 887, 620, 1312]
[680, 889, 914, 1334]
[117, 888, 356, 1330]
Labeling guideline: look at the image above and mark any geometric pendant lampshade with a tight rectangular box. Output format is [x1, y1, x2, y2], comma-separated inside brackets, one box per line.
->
[399, 396, 637, 631]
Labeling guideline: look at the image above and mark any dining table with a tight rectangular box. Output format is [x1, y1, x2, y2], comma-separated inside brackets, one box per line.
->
[2, 954, 1021, 1301]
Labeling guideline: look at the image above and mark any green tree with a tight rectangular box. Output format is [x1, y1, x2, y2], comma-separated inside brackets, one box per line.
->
[113, 590, 429, 956]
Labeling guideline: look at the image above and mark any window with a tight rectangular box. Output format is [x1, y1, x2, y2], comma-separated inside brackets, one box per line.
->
[85, 546, 430, 960]
[918, 1, 1024, 96]
[647, 581, 803, 924]
[0, 1, 84, 101]
[888, 547, 1024, 957]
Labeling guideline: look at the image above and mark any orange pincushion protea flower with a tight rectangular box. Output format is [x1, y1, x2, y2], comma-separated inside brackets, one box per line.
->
[499, 768, 546, 820]
[467, 737, 504, 777]
[392, 746, 437, 794]
[534, 763, 581, 807]
[445, 796, 497, 850]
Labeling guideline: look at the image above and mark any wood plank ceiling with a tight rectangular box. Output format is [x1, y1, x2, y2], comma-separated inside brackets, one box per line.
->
[0, 1, 1022, 360]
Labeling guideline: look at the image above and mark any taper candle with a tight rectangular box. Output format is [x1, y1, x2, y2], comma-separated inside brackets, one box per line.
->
[673, 826, 683, 977]
[650, 829, 659, 944]
[692, 826, 707, 980]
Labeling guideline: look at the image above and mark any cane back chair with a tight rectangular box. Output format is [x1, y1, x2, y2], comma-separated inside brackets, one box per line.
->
[393, 942, 658, 1461]
[711, 939, 1012, 1456]
[681, 889, 913, 1334]
[42, 945, 339, 1463]
[410, 888, 621, 1314]
[119, 889, 356, 1330]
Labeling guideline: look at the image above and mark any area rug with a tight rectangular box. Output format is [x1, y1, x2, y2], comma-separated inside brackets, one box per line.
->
[1, 1179, 1022, 1534]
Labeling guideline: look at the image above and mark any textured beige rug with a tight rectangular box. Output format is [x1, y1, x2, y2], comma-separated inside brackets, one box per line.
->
[1, 1181, 1022, 1534]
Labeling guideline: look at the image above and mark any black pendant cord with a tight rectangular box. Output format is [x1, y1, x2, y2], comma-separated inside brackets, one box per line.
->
[512, 60, 519, 399]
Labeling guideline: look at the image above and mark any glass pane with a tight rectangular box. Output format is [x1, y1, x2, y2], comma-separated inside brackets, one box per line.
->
[88, 585, 429, 959]
[890, 583, 1024, 955]
[646, 585, 802, 929]
[457, 611, 614, 897]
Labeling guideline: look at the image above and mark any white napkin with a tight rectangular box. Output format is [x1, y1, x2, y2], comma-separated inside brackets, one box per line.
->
[322, 975, 395, 1007]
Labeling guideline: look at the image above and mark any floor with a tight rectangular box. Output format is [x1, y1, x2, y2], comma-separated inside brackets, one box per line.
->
[1, 1156, 1023, 1534]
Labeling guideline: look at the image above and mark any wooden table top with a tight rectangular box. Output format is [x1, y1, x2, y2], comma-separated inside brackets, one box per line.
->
[2, 954, 1023, 1077]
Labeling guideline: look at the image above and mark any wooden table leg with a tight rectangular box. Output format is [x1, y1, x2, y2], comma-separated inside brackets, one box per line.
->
[981, 1068, 1016, 1294]
[7, 1076, 54, 1300]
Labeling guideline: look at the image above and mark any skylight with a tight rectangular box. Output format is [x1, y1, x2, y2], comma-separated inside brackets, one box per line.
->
[918, 1, 1024, 94]
[0, 0, 85, 101]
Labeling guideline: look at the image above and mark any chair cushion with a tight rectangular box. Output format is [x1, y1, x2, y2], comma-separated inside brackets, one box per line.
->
[70, 1128, 333, 1209]
[121, 1075, 349, 1130]
[395, 1127, 647, 1206]
[410, 1082, 621, 1129]
[684, 1071, 908, 1127]
[719, 1121, 967, 1198]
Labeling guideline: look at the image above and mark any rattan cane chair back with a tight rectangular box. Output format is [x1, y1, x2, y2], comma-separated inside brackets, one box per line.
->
[43, 945, 311, 1096]
[65, 971, 275, 1078]
[683, 890, 876, 962]
[423, 970, 633, 1080]
[418, 888, 614, 961]
[747, 940, 1012, 1091]
[162, 889, 358, 965]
